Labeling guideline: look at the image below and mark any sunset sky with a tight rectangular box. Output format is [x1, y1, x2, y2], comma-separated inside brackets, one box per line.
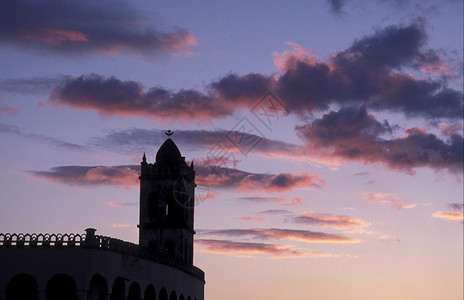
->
[0, 0, 463, 299]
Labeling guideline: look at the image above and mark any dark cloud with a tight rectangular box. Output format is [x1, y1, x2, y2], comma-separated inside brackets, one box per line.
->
[260, 209, 292, 215]
[50, 74, 228, 122]
[210, 73, 273, 104]
[195, 164, 325, 192]
[448, 203, 464, 211]
[289, 212, 370, 230]
[195, 239, 336, 258]
[276, 24, 462, 119]
[27, 165, 140, 188]
[296, 106, 463, 173]
[199, 228, 358, 243]
[238, 196, 304, 206]
[25, 161, 323, 193]
[0, 0, 196, 56]
[93, 124, 461, 174]
[327, 0, 347, 13]
[47, 23, 462, 121]
[0, 77, 60, 94]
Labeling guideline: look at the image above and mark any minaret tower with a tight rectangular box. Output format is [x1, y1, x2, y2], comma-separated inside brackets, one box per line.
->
[138, 130, 196, 265]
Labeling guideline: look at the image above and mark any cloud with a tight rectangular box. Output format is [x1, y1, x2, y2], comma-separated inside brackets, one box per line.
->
[195, 239, 336, 258]
[260, 209, 292, 215]
[46, 23, 462, 122]
[273, 24, 461, 119]
[432, 203, 464, 221]
[241, 217, 265, 222]
[25, 161, 323, 194]
[361, 191, 417, 210]
[111, 223, 133, 228]
[0, 1, 196, 56]
[327, 0, 346, 14]
[195, 164, 325, 193]
[199, 228, 358, 244]
[0, 107, 20, 115]
[0, 123, 86, 151]
[27, 165, 140, 188]
[296, 106, 463, 173]
[49, 74, 228, 122]
[288, 212, 370, 231]
[448, 203, 464, 211]
[432, 211, 464, 221]
[0, 77, 61, 95]
[238, 196, 304, 206]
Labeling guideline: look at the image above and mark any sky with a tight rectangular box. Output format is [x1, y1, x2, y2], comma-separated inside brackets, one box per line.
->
[0, 0, 463, 299]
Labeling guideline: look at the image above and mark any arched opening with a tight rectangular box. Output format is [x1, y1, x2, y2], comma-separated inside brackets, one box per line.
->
[144, 284, 156, 300]
[46, 273, 77, 300]
[109, 277, 125, 300]
[159, 287, 168, 300]
[6, 273, 38, 300]
[187, 297, 191, 300]
[169, 291, 177, 300]
[127, 282, 141, 300]
[179, 294, 185, 300]
[88, 273, 108, 300]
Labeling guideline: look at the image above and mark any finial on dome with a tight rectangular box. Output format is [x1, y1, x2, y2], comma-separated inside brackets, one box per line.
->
[165, 129, 174, 137]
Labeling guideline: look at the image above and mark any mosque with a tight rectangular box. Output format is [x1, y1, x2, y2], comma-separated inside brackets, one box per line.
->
[0, 133, 205, 300]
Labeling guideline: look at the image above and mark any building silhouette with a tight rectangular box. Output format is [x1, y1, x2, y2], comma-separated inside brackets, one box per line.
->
[0, 134, 205, 300]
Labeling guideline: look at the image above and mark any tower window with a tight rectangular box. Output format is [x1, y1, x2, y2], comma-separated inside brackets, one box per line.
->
[165, 204, 169, 215]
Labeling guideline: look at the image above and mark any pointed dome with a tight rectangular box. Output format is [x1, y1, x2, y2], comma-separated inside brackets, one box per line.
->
[156, 138, 183, 165]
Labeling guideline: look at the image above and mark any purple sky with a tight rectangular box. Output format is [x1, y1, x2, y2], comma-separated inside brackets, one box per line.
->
[0, 1, 463, 299]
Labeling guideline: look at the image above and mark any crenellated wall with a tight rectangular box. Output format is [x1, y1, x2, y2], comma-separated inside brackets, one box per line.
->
[0, 229, 204, 300]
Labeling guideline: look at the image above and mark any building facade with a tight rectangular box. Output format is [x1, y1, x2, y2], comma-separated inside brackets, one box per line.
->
[0, 136, 205, 300]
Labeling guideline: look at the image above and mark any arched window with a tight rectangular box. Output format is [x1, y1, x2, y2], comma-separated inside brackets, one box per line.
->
[159, 287, 168, 300]
[144, 284, 156, 300]
[6, 273, 38, 300]
[127, 282, 141, 300]
[46, 273, 77, 300]
[179, 294, 185, 300]
[109, 277, 125, 300]
[88, 273, 108, 300]
[169, 290, 177, 300]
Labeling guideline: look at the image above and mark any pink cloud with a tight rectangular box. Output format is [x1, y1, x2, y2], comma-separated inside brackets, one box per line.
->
[23, 27, 88, 45]
[291, 212, 370, 231]
[361, 191, 417, 210]
[111, 223, 133, 228]
[262, 171, 325, 193]
[195, 239, 337, 258]
[296, 106, 463, 174]
[440, 122, 463, 136]
[241, 217, 265, 222]
[273, 41, 318, 71]
[200, 228, 359, 244]
[1, 1, 197, 57]
[195, 163, 325, 193]
[432, 211, 464, 221]
[0, 106, 20, 115]
[27, 165, 140, 189]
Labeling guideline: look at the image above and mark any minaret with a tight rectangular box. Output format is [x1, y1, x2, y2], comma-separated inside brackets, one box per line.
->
[138, 130, 196, 265]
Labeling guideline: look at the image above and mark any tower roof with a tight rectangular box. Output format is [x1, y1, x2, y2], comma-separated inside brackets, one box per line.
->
[155, 138, 183, 165]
